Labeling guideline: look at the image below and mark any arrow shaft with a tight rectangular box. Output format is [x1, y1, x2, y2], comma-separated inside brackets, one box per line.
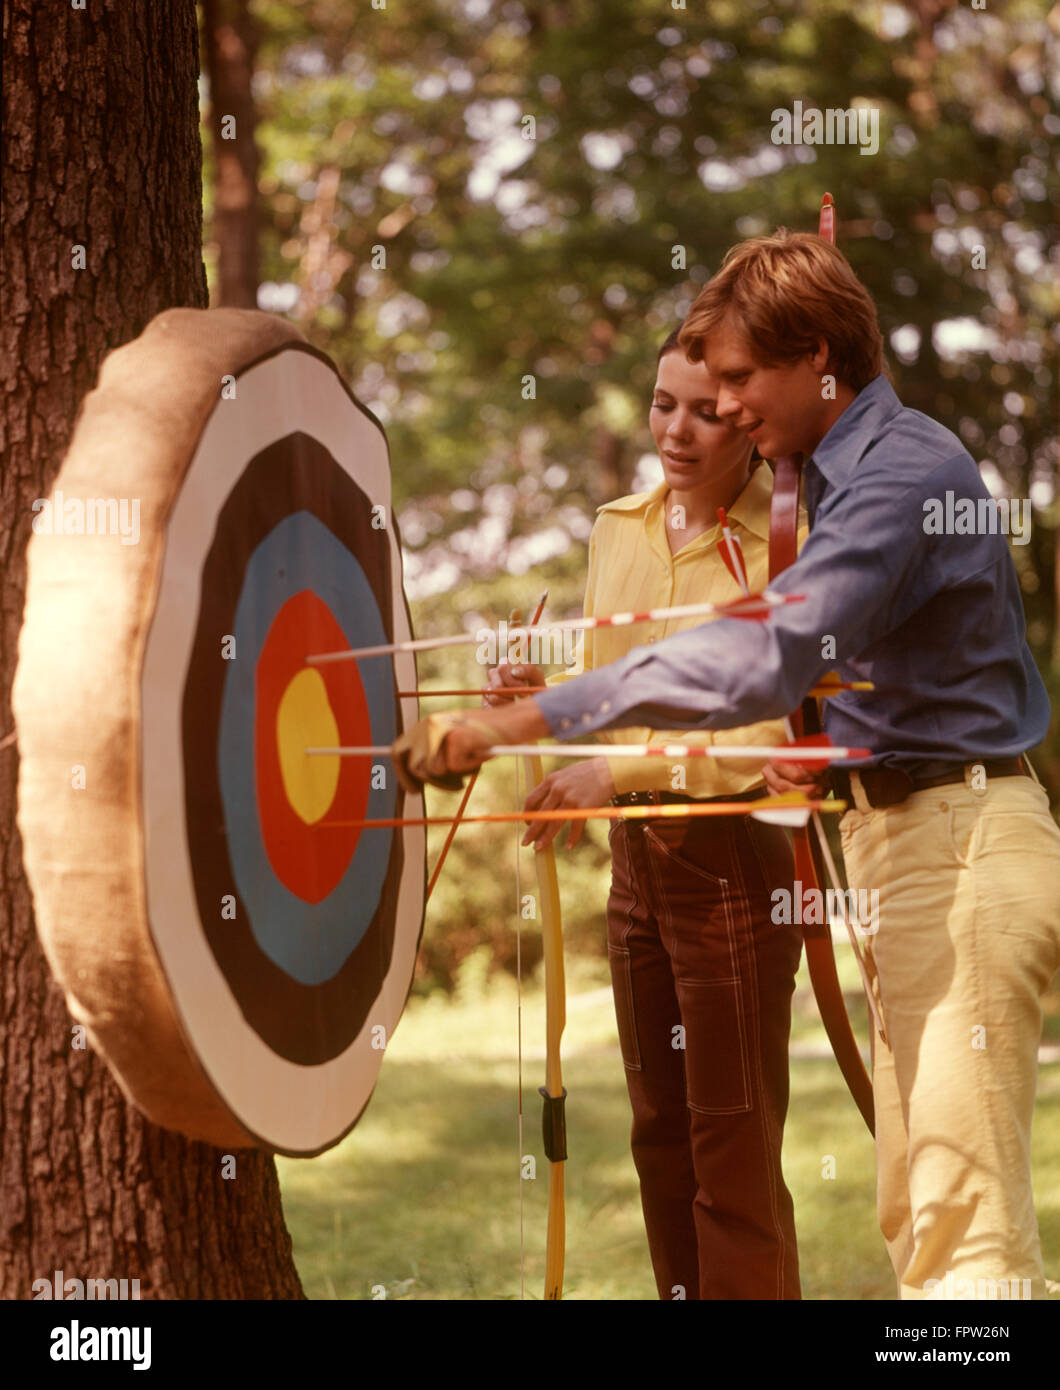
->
[306, 590, 802, 663]
[316, 797, 845, 829]
[399, 678, 874, 699]
[306, 742, 871, 762]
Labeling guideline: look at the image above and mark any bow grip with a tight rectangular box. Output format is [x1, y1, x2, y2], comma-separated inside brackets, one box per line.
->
[539, 1086, 568, 1163]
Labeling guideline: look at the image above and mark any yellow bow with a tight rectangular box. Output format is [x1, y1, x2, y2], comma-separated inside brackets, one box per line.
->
[522, 746, 567, 1300]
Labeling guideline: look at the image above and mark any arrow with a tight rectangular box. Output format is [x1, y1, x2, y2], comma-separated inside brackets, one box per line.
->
[398, 675, 875, 700]
[315, 795, 848, 831]
[306, 737, 872, 763]
[305, 590, 804, 663]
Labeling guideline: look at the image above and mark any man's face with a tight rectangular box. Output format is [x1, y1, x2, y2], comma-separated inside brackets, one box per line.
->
[649, 351, 753, 497]
[699, 312, 830, 459]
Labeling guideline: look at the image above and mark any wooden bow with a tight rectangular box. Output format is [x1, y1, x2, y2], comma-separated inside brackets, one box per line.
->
[513, 598, 567, 1301]
[418, 598, 567, 1297]
[767, 192, 876, 1135]
[521, 745, 568, 1300]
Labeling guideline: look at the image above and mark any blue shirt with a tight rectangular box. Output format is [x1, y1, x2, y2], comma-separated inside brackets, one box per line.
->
[535, 376, 1050, 772]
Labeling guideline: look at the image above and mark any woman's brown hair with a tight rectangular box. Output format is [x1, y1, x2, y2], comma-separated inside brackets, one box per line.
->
[676, 230, 884, 390]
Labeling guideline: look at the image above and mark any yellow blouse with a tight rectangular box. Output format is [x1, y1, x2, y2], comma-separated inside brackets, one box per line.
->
[547, 462, 807, 798]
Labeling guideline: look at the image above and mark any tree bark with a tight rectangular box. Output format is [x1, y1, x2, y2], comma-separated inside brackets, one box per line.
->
[0, 0, 303, 1299]
[201, 0, 262, 308]
[592, 425, 629, 505]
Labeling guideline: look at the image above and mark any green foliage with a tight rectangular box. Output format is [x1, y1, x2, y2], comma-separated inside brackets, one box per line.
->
[231, 0, 1056, 657]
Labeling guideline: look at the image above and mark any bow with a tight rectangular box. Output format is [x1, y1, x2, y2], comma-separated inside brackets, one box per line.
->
[513, 598, 567, 1301]
[413, 597, 568, 1297]
[767, 192, 876, 1135]
[521, 745, 567, 1300]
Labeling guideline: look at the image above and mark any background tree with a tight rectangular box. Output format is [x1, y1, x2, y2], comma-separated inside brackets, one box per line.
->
[0, 0, 301, 1299]
[202, 0, 263, 307]
[244, 0, 1056, 683]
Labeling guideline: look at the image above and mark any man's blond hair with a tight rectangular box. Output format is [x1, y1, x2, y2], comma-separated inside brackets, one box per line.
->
[677, 230, 884, 390]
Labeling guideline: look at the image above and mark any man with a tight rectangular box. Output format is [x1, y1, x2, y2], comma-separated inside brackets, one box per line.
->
[395, 228, 1060, 1300]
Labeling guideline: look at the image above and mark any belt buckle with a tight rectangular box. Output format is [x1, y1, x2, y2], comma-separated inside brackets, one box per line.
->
[619, 789, 661, 807]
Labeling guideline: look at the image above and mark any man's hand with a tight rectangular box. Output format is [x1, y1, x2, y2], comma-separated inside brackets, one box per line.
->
[521, 759, 615, 850]
[484, 661, 546, 705]
[391, 712, 496, 793]
[391, 696, 552, 793]
[763, 759, 827, 798]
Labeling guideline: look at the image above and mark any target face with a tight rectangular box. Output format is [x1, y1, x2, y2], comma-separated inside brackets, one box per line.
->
[140, 345, 425, 1155]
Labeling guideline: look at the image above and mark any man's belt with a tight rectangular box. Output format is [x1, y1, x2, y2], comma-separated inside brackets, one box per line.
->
[833, 757, 1029, 810]
[611, 787, 770, 808]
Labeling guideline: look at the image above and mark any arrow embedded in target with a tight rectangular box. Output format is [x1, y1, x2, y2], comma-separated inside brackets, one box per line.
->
[306, 590, 804, 663]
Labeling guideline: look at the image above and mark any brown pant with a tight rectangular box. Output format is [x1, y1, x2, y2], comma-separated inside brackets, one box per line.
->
[607, 813, 802, 1299]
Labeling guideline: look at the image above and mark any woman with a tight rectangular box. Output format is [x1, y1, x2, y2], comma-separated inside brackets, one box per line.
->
[488, 328, 804, 1299]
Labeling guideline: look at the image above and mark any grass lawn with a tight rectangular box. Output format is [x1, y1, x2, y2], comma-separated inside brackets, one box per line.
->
[277, 951, 1060, 1300]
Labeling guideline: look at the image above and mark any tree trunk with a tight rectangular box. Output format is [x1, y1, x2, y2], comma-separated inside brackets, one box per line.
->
[201, 0, 262, 308]
[0, 0, 303, 1299]
[1055, 445, 1059, 671]
[593, 424, 629, 505]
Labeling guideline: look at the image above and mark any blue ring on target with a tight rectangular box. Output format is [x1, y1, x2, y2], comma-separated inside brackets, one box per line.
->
[218, 510, 396, 985]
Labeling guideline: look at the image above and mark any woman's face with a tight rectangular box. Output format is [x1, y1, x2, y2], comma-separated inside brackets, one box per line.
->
[649, 350, 754, 496]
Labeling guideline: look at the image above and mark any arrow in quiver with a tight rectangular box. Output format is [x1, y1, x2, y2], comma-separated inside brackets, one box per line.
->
[14, 309, 426, 1155]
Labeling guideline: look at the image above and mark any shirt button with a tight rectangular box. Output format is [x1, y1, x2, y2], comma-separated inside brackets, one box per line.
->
[581, 712, 593, 724]
[560, 718, 572, 730]
[601, 701, 612, 712]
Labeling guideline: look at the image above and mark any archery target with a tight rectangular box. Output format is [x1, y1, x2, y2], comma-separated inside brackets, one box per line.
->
[14, 312, 425, 1150]
[142, 348, 425, 1152]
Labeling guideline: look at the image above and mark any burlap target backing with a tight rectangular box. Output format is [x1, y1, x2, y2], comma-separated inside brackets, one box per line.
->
[14, 309, 425, 1154]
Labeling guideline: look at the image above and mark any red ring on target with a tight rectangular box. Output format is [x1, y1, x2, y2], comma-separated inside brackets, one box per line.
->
[254, 589, 372, 903]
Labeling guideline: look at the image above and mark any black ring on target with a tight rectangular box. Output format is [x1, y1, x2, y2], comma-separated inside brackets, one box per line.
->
[183, 432, 410, 1065]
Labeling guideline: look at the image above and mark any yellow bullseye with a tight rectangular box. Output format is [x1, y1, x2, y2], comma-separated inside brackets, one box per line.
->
[276, 668, 340, 824]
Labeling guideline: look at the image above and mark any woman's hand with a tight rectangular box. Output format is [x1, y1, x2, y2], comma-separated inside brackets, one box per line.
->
[522, 759, 615, 850]
[762, 759, 827, 799]
[484, 661, 546, 706]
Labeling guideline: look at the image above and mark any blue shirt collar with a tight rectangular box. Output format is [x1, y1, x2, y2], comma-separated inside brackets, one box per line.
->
[809, 374, 903, 484]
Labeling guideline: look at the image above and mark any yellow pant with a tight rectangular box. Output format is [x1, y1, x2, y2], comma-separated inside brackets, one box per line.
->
[839, 769, 1060, 1300]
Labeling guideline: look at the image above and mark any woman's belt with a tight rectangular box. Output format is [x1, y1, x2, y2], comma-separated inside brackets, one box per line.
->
[611, 787, 770, 807]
